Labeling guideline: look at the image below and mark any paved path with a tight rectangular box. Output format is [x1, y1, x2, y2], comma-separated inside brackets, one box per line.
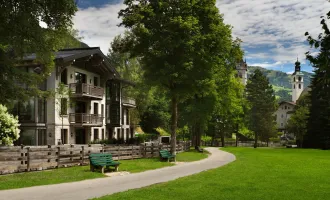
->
[0, 147, 235, 200]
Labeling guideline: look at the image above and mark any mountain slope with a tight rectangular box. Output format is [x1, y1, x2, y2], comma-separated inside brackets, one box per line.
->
[247, 66, 313, 102]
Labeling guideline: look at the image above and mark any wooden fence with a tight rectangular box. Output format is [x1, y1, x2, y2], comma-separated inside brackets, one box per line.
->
[202, 141, 283, 147]
[0, 142, 190, 175]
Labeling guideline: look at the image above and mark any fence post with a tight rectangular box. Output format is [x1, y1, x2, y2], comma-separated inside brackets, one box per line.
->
[70, 144, 74, 161]
[117, 146, 120, 161]
[20, 145, 24, 169]
[131, 145, 134, 160]
[26, 147, 30, 172]
[81, 146, 85, 165]
[151, 143, 154, 158]
[56, 146, 60, 168]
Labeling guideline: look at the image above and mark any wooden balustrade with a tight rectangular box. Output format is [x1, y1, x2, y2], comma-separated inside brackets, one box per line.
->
[69, 83, 104, 100]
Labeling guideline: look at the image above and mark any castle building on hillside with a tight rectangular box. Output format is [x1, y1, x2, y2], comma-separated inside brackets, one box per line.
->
[274, 59, 304, 134]
[236, 59, 248, 86]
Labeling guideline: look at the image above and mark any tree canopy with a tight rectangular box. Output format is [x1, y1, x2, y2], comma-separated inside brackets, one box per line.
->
[118, 0, 242, 154]
[0, 0, 78, 106]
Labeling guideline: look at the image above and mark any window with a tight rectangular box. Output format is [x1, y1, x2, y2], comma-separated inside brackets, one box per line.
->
[12, 99, 35, 122]
[285, 106, 287, 110]
[293, 77, 295, 82]
[299, 84, 301, 89]
[102, 129, 105, 140]
[37, 129, 47, 145]
[94, 129, 99, 141]
[94, 103, 98, 114]
[126, 109, 129, 125]
[101, 104, 104, 117]
[294, 84, 295, 89]
[298, 76, 302, 81]
[61, 69, 68, 85]
[60, 98, 68, 115]
[38, 98, 46, 123]
[61, 129, 68, 144]
[75, 72, 86, 83]
[281, 123, 283, 127]
[94, 77, 98, 86]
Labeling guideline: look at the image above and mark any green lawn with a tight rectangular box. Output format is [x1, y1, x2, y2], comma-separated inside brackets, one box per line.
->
[95, 148, 330, 200]
[176, 149, 208, 162]
[0, 150, 207, 190]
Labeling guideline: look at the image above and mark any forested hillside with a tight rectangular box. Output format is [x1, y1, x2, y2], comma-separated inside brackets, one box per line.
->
[247, 66, 313, 102]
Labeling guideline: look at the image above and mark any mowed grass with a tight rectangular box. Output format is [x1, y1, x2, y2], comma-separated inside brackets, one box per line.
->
[0, 150, 207, 190]
[94, 148, 330, 200]
[176, 149, 208, 162]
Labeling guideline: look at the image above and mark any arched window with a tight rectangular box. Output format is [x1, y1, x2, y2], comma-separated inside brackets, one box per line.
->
[299, 84, 301, 89]
[293, 77, 296, 82]
[294, 84, 295, 89]
[298, 76, 302, 81]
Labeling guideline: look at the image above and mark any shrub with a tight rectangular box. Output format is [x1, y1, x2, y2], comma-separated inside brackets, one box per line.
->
[269, 138, 281, 142]
[0, 104, 20, 145]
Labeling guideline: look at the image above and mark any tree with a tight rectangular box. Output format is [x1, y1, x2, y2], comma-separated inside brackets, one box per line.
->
[286, 95, 310, 147]
[304, 13, 330, 149]
[118, 0, 240, 155]
[214, 68, 246, 147]
[0, 104, 20, 145]
[54, 83, 74, 144]
[246, 69, 277, 148]
[0, 1, 78, 106]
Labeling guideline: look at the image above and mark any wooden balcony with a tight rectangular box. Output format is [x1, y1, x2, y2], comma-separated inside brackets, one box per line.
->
[69, 83, 104, 100]
[69, 113, 104, 127]
[122, 97, 136, 108]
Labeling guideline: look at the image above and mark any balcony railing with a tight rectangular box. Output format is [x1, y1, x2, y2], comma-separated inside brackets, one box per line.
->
[69, 83, 104, 100]
[69, 113, 104, 126]
[122, 97, 136, 107]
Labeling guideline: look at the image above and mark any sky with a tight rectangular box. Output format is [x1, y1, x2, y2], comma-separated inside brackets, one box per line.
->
[74, 0, 330, 73]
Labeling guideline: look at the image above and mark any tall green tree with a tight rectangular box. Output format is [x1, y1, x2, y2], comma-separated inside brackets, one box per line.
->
[118, 0, 240, 154]
[0, 0, 78, 106]
[304, 13, 330, 149]
[246, 69, 277, 148]
[286, 94, 310, 148]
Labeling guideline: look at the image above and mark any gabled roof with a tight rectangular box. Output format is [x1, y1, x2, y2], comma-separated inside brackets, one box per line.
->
[278, 101, 296, 106]
[24, 47, 126, 82]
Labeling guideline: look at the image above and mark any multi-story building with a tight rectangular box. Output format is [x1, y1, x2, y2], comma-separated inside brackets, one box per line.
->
[12, 47, 135, 145]
[274, 59, 304, 133]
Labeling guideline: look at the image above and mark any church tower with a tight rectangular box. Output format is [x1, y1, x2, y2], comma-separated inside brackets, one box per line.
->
[237, 59, 248, 86]
[292, 59, 304, 103]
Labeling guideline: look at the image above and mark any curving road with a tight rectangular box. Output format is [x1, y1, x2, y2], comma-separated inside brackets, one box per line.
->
[0, 147, 236, 200]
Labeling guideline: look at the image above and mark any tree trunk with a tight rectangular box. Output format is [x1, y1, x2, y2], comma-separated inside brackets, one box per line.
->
[254, 132, 258, 148]
[196, 123, 201, 146]
[170, 95, 178, 156]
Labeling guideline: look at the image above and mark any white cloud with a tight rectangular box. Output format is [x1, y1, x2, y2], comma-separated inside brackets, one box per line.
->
[249, 61, 284, 68]
[73, 0, 330, 65]
[216, 0, 330, 64]
[73, 3, 126, 54]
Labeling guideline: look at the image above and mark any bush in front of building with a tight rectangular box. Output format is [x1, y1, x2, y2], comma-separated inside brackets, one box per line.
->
[0, 104, 20, 145]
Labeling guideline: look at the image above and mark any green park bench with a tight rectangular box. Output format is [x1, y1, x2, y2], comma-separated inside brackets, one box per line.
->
[159, 150, 176, 162]
[89, 153, 120, 174]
